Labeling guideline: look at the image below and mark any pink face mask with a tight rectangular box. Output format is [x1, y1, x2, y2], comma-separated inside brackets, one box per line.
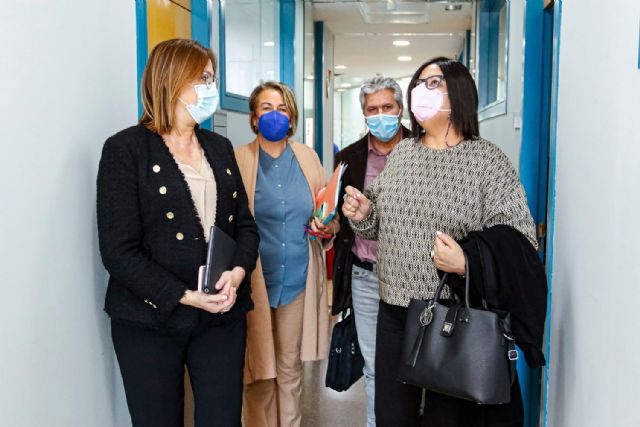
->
[410, 83, 451, 122]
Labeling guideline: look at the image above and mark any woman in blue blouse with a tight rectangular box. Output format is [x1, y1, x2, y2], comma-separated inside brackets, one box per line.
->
[235, 81, 339, 427]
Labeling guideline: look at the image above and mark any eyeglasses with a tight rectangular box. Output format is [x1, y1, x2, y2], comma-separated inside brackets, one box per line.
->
[201, 72, 218, 89]
[414, 75, 445, 90]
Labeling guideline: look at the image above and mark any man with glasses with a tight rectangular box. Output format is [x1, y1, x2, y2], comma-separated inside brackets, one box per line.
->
[333, 76, 410, 427]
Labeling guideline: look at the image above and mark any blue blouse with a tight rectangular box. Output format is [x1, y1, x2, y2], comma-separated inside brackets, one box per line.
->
[254, 144, 313, 308]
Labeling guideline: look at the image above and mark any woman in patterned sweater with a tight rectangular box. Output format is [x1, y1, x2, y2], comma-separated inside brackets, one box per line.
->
[341, 57, 537, 427]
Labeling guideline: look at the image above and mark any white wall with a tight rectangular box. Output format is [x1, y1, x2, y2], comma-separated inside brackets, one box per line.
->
[477, 0, 524, 167]
[336, 87, 366, 149]
[546, 1, 640, 426]
[0, 1, 136, 426]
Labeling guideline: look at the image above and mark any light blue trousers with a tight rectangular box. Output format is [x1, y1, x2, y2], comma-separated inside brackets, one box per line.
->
[351, 264, 380, 427]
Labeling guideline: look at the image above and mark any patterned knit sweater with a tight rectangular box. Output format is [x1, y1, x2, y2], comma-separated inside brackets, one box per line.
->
[349, 137, 536, 307]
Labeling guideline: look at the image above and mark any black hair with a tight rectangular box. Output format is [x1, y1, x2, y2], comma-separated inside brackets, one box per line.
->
[407, 57, 479, 141]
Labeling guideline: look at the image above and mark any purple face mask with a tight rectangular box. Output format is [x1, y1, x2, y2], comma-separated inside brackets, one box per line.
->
[410, 83, 451, 122]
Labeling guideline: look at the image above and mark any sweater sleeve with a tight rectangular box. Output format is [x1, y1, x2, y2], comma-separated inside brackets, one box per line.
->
[348, 167, 382, 241]
[481, 146, 537, 249]
[97, 136, 188, 321]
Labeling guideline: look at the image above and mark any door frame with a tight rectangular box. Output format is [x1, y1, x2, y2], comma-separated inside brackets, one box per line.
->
[519, 0, 563, 426]
[540, 1, 562, 425]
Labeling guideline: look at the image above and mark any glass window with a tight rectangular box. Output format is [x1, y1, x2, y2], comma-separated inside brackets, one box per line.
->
[476, 0, 509, 113]
[223, 0, 280, 99]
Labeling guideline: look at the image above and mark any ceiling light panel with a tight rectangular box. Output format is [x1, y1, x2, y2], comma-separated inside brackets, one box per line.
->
[393, 40, 411, 47]
[357, 1, 431, 24]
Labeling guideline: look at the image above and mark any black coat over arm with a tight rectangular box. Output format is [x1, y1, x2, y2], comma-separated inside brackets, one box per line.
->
[454, 225, 548, 367]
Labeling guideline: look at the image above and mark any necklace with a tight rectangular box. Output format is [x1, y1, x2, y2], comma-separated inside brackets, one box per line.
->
[443, 119, 464, 148]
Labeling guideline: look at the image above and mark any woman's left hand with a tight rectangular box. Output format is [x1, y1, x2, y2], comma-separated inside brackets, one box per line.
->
[432, 231, 466, 276]
[214, 267, 246, 312]
[309, 215, 340, 237]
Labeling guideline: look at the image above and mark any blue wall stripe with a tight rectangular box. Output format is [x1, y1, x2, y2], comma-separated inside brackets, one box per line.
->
[280, 0, 295, 89]
[135, 0, 148, 119]
[542, 1, 562, 425]
[465, 29, 471, 68]
[314, 21, 324, 161]
[191, 0, 213, 130]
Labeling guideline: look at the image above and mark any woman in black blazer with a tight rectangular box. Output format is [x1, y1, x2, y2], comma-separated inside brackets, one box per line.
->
[97, 39, 259, 427]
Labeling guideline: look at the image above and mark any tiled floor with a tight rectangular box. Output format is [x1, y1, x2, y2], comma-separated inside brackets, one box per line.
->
[300, 359, 367, 427]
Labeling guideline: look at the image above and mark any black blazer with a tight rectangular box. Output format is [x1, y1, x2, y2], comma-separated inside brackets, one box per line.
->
[97, 124, 259, 329]
[332, 126, 411, 315]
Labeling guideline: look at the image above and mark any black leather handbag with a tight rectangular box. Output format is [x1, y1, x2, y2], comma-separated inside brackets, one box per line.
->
[325, 309, 364, 392]
[396, 255, 518, 404]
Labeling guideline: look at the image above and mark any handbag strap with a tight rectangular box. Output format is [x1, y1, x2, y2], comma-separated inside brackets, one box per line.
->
[433, 253, 471, 309]
[501, 319, 518, 384]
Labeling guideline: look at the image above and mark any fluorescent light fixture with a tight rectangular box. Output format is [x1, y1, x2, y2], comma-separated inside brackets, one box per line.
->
[305, 74, 314, 80]
[393, 40, 411, 47]
[335, 65, 348, 70]
[337, 89, 345, 93]
[397, 56, 412, 62]
[340, 83, 351, 88]
[358, 1, 430, 24]
[445, 4, 463, 11]
[263, 41, 275, 47]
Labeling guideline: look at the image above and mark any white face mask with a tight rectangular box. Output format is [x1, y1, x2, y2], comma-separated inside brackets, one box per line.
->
[179, 84, 219, 124]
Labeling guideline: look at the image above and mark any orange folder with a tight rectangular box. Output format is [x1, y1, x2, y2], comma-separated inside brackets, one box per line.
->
[314, 162, 348, 224]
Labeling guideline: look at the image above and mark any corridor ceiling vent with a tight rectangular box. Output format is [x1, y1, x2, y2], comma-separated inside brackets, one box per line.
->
[357, 0, 431, 24]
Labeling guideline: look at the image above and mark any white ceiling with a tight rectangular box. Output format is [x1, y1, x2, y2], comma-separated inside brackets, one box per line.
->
[310, 1, 474, 89]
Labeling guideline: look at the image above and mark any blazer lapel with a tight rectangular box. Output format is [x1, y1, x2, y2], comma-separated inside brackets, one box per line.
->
[148, 128, 205, 241]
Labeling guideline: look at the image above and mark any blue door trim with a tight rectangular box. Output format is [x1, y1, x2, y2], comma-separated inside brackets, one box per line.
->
[541, 0, 562, 425]
[313, 21, 324, 161]
[520, 0, 544, 217]
[518, 3, 546, 425]
[280, 0, 295, 89]
[192, 0, 213, 130]
[135, 0, 148, 118]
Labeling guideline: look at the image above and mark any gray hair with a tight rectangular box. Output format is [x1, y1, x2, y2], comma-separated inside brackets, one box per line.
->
[359, 76, 404, 112]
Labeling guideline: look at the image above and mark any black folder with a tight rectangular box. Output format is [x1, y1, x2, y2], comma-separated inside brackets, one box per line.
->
[201, 226, 237, 294]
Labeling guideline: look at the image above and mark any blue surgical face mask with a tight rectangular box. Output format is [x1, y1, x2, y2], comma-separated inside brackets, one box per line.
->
[258, 110, 291, 142]
[366, 114, 400, 142]
[179, 84, 219, 124]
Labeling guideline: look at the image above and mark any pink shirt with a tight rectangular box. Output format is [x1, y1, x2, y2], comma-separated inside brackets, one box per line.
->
[352, 136, 390, 263]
